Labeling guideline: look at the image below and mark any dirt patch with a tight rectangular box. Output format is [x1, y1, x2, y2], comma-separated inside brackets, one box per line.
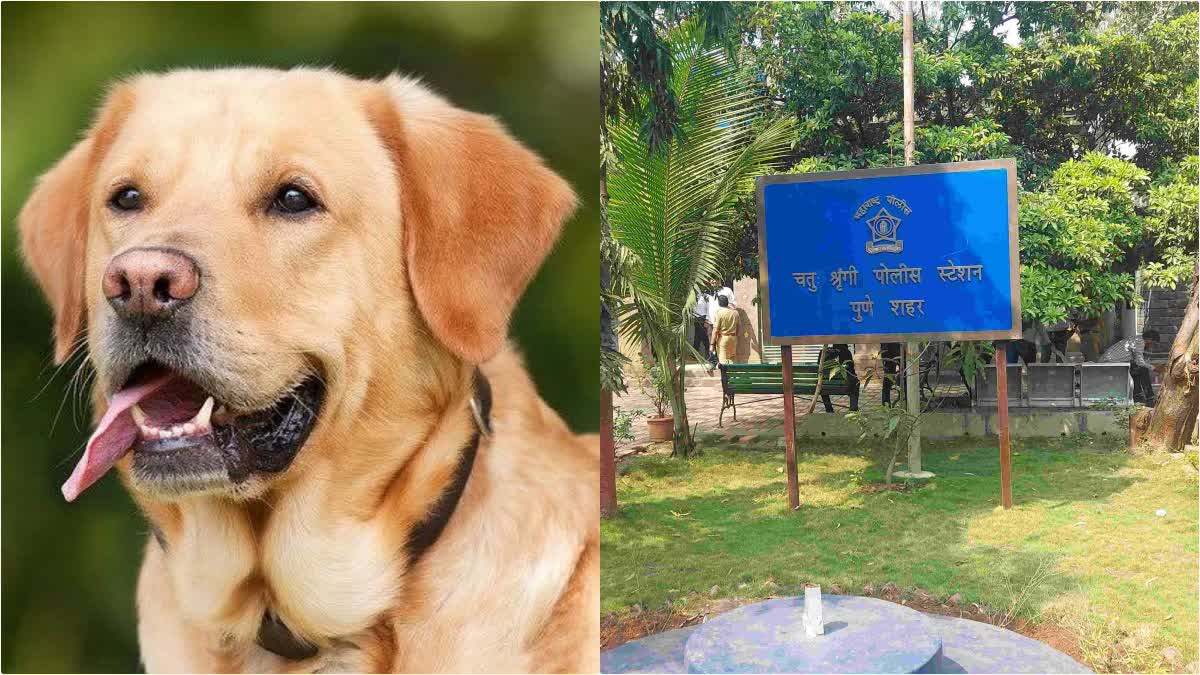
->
[616, 441, 672, 461]
[602, 608, 697, 650]
[602, 587, 1086, 665]
[601, 597, 748, 650]
[893, 595, 991, 622]
[1017, 621, 1087, 664]
[859, 482, 910, 494]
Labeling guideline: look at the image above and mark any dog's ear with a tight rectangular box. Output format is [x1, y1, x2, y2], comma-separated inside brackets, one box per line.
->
[364, 76, 577, 364]
[19, 85, 134, 364]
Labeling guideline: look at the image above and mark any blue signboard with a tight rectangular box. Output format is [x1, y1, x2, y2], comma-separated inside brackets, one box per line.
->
[755, 159, 1020, 344]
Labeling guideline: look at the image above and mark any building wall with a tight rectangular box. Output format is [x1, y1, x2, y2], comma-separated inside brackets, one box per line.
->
[1140, 283, 1191, 363]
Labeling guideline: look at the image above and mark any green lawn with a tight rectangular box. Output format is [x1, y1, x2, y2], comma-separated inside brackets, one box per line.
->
[601, 435, 1199, 673]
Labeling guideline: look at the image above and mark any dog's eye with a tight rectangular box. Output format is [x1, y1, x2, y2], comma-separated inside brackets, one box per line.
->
[109, 187, 144, 212]
[272, 184, 319, 215]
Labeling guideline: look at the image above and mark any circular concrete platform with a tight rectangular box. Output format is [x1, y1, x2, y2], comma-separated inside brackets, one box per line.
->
[600, 626, 696, 674]
[683, 595, 943, 673]
[601, 596, 1093, 674]
[923, 614, 1090, 674]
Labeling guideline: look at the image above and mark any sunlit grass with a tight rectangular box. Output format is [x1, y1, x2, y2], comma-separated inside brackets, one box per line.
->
[602, 436, 1199, 673]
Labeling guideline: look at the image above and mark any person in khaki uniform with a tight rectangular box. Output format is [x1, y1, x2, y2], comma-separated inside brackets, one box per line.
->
[712, 294, 739, 364]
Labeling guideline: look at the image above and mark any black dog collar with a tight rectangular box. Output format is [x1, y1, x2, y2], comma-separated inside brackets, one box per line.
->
[256, 369, 492, 661]
[403, 368, 491, 562]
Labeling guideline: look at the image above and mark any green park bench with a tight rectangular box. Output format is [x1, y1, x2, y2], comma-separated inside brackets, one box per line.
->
[717, 362, 851, 427]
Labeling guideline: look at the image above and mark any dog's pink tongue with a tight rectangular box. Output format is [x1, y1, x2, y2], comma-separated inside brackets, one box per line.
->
[61, 372, 175, 502]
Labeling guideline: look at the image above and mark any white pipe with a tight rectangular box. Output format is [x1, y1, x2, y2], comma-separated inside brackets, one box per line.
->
[803, 584, 824, 637]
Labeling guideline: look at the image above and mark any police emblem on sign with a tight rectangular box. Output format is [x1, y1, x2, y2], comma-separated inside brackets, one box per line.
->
[854, 195, 911, 254]
[864, 207, 903, 254]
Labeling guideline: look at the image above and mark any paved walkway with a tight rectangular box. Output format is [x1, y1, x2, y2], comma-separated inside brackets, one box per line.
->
[614, 368, 893, 456]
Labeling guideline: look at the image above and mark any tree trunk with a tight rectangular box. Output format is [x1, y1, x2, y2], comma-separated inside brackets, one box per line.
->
[1144, 273, 1199, 451]
[669, 359, 694, 457]
[600, 388, 617, 517]
[600, 172, 619, 515]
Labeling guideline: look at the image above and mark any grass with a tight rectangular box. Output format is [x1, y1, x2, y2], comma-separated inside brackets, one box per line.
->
[601, 435, 1199, 673]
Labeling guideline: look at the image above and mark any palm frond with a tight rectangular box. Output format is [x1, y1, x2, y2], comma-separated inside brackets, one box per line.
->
[609, 19, 794, 365]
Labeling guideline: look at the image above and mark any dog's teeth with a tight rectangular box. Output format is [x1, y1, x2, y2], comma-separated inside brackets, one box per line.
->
[131, 405, 146, 426]
[135, 421, 152, 438]
[194, 397, 215, 429]
[183, 423, 196, 435]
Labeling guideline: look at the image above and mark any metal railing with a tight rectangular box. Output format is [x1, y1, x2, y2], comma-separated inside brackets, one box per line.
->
[975, 363, 1131, 407]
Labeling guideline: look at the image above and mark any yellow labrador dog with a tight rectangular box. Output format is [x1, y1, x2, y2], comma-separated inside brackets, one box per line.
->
[19, 68, 598, 673]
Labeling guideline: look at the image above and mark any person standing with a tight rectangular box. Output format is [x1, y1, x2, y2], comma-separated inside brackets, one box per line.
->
[1075, 315, 1102, 362]
[706, 283, 734, 329]
[821, 343, 860, 413]
[707, 284, 736, 354]
[1099, 329, 1159, 406]
[712, 294, 739, 364]
[1042, 319, 1072, 363]
[1007, 319, 1039, 365]
[691, 290, 711, 359]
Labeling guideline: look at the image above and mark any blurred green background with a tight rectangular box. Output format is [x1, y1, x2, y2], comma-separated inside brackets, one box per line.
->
[1, 3, 598, 671]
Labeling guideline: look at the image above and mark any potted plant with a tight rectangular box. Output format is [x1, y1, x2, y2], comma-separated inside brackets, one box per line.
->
[641, 364, 674, 442]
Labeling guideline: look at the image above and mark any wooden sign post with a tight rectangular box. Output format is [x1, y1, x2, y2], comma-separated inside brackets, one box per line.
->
[995, 341, 1014, 509]
[781, 345, 800, 510]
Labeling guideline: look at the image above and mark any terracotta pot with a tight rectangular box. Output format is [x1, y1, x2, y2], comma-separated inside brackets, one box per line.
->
[646, 416, 675, 442]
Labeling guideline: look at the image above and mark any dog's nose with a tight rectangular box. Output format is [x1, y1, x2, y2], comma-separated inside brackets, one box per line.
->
[103, 248, 200, 322]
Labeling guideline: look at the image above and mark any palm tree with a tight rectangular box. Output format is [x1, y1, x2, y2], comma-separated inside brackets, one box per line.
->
[608, 20, 794, 457]
[601, 2, 667, 514]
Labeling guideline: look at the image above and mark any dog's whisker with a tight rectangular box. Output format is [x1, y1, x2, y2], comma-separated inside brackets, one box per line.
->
[62, 355, 97, 432]
[48, 376, 80, 438]
[73, 367, 99, 431]
[30, 335, 90, 403]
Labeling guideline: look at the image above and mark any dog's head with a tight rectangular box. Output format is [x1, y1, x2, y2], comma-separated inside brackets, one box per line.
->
[19, 68, 575, 501]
